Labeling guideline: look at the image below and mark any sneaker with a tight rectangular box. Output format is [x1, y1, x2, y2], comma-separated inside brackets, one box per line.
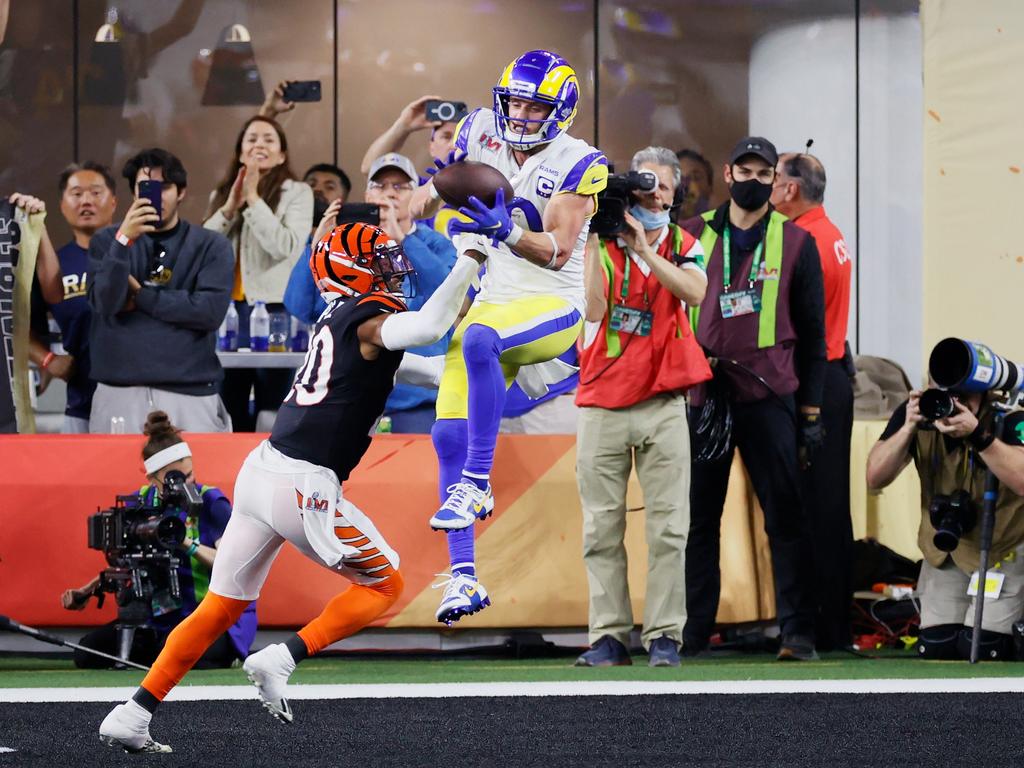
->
[648, 636, 681, 667]
[429, 482, 495, 530]
[777, 633, 819, 661]
[99, 701, 172, 754]
[243, 643, 296, 723]
[433, 572, 490, 625]
[575, 635, 632, 667]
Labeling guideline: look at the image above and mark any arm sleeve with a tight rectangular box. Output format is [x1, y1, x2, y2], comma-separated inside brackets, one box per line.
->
[202, 191, 234, 235]
[557, 151, 609, 197]
[379, 255, 479, 351]
[396, 353, 445, 388]
[240, 184, 314, 263]
[879, 400, 909, 441]
[133, 235, 234, 331]
[87, 230, 133, 316]
[790, 233, 827, 408]
[201, 487, 233, 544]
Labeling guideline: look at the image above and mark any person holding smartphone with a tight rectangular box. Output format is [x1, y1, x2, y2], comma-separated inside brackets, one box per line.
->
[203, 115, 313, 432]
[87, 148, 234, 433]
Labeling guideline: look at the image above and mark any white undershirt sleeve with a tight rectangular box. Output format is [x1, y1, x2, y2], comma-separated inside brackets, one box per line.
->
[379, 255, 479, 351]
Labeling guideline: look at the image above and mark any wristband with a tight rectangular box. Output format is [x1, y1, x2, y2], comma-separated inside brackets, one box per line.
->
[542, 232, 560, 269]
[115, 230, 133, 247]
[41, 352, 55, 370]
[187, 540, 200, 557]
[505, 223, 524, 247]
[967, 422, 996, 452]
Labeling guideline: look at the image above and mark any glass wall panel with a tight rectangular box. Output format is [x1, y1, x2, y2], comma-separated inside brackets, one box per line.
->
[76, 0, 335, 227]
[0, 0, 75, 243]
[336, 0, 596, 198]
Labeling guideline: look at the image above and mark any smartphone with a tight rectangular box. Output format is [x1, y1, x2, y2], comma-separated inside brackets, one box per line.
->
[282, 80, 322, 103]
[425, 99, 468, 124]
[337, 203, 380, 226]
[137, 179, 162, 226]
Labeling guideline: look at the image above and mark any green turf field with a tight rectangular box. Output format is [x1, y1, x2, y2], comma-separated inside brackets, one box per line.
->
[4, 651, 1024, 688]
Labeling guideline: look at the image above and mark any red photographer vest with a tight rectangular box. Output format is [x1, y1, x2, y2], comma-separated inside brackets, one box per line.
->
[576, 225, 712, 410]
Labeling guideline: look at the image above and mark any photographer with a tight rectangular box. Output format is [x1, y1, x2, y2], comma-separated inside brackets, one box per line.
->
[867, 388, 1024, 659]
[62, 411, 257, 668]
[575, 147, 710, 667]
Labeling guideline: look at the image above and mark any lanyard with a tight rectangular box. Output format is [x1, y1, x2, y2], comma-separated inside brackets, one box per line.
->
[722, 223, 765, 290]
[620, 247, 654, 307]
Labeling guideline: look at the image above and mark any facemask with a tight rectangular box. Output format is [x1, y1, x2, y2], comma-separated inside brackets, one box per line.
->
[729, 178, 773, 211]
[629, 203, 670, 231]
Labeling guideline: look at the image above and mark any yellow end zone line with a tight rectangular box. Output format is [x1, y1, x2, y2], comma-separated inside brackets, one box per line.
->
[3, 678, 1024, 703]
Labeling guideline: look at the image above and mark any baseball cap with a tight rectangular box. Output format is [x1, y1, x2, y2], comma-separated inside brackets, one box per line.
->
[368, 153, 418, 183]
[728, 136, 778, 167]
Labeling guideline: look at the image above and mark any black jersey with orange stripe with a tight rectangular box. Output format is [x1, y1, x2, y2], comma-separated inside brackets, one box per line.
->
[270, 291, 406, 482]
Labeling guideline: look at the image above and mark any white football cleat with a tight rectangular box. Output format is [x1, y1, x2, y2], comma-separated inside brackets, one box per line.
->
[99, 701, 172, 754]
[433, 572, 491, 625]
[429, 482, 494, 530]
[243, 643, 296, 723]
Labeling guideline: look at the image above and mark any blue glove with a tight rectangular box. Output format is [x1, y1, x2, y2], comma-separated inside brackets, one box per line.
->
[424, 149, 467, 179]
[450, 188, 514, 246]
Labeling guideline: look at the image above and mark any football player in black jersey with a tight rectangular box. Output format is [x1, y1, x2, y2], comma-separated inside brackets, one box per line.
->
[100, 221, 485, 753]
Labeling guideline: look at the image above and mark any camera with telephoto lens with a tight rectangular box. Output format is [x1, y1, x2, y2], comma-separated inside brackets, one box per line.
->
[919, 388, 957, 421]
[590, 170, 658, 237]
[929, 489, 977, 552]
[85, 470, 201, 627]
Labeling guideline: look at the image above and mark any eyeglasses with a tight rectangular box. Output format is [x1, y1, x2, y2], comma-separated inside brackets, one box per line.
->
[368, 180, 415, 193]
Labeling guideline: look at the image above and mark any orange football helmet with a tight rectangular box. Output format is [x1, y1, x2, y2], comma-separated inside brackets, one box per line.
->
[310, 222, 416, 299]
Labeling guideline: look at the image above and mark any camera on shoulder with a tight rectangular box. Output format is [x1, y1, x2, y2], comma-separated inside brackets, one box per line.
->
[589, 170, 657, 238]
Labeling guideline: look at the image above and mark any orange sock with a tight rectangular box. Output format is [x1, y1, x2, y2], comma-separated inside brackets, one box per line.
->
[141, 592, 249, 701]
[297, 571, 404, 656]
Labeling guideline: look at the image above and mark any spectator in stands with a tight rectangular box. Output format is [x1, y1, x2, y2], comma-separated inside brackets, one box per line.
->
[674, 148, 714, 222]
[88, 148, 233, 433]
[365, 152, 456, 433]
[204, 115, 313, 432]
[772, 151, 855, 650]
[283, 164, 353, 326]
[575, 147, 710, 668]
[679, 136, 826, 661]
[304, 163, 351, 207]
[61, 410, 257, 668]
[20, 163, 117, 432]
[867, 390, 1024, 660]
[360, 95, 467, 238]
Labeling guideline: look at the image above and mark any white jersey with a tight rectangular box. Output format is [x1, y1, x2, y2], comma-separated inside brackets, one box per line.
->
[454, 107, 608, 314]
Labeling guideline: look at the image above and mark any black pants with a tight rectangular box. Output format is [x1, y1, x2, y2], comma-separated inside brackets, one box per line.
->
[73, 622, 238, 669]
[684, 394, 816, 650]
[802, 360, 855, 649]
[221, 300, 294, 432]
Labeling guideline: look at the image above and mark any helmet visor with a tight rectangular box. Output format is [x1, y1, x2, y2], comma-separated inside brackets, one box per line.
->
[373, 241, 418, 298]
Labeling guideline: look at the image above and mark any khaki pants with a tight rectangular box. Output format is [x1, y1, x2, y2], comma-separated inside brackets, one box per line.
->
[576, 394, 690, 650]
[919, 545, 1024, 634]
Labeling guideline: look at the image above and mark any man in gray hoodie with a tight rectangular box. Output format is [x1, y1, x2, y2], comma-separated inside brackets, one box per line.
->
[88, 148, 234, 433]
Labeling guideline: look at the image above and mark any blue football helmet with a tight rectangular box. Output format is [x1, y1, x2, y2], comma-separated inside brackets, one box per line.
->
[492, 50, 579, 150]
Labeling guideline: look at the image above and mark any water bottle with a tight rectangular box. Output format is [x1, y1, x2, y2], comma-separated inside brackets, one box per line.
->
[250, 301, 270, 352]
[218, 303, 239, 351]
[268, 311, 289, 352]
[290, 317, 309, 352]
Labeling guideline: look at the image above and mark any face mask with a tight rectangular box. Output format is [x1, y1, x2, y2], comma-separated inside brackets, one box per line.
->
[629, 203, 670, 231]
[729, 178, 773, 211]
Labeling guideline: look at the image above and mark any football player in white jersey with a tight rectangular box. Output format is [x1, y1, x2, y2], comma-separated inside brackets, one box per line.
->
[412, 49, 608, 624]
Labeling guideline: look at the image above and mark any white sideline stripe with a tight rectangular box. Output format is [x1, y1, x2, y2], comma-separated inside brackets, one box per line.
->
[2, 678, 1024, 703]
[0, 747, 15, 753]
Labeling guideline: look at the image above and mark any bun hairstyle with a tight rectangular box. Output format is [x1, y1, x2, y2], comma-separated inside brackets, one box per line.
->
[141, 411, 183, 461]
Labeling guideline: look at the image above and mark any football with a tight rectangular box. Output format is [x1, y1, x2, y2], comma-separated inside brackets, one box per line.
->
[433, 160, 514, 210]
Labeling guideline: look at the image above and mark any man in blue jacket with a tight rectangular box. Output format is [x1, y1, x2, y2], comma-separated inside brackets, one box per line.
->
[88, 148, 235, 433]
[285, 153, 456, 433]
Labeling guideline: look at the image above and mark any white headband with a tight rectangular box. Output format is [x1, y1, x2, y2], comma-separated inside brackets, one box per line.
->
[144, 442, 192, 474]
